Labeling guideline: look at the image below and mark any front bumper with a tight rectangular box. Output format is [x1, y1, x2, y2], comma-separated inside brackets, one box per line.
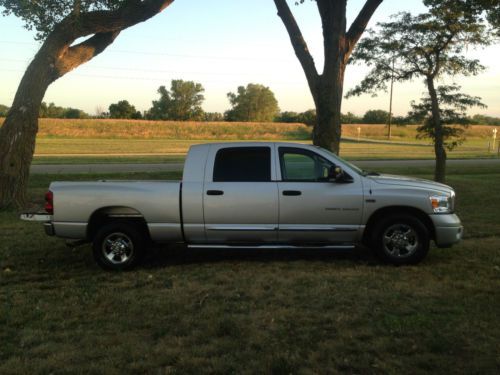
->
[430, 213, 463, 248]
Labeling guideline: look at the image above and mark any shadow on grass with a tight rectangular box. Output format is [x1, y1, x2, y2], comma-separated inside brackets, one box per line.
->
[141, 245, 380, 269]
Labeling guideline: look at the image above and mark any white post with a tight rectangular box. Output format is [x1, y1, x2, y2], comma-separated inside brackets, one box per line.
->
[493, 128, 497, 151]
[357, 127, 361, 142]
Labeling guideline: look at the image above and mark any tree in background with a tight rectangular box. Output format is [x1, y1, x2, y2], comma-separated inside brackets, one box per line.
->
[63, 108, 89, 119]
[273, 0, 383, 154]
[149, 80, 205, 121]
[409, 85, 485, 151]
[362, 109, 389, 124]
[341, 112, 363, 124]
[0, 0, 174, 209]
[109, 100, 141, 119]
[276, 110, 315, 126]
[39, 102, 89, 118]
[225, 84, 280, 122]
[347, 6, 493, 182]
[203, 112, 224, 122]
[0, 104, 9, 117]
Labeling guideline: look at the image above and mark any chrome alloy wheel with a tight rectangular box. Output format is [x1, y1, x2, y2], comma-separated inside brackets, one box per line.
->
[102, 232, 134, 264]
[382, 224, 418, 258]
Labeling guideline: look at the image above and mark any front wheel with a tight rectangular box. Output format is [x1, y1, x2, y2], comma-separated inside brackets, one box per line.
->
[92, 223, 145, 270]
[371, 214, 430, 265]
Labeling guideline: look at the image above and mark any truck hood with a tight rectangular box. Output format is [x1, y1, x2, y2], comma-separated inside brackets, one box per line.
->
[368, 174, 453, 194]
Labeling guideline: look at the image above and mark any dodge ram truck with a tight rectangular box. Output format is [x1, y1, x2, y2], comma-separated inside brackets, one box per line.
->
[22, 142, 463, 270]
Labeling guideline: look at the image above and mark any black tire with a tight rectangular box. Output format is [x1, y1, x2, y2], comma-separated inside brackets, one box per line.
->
[371, 214, 430, 265]
[92, 222, 145, 270]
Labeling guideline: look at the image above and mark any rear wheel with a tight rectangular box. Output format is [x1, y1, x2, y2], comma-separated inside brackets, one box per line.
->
[371, 214, 430, 265]
[92, 223, 145, 270]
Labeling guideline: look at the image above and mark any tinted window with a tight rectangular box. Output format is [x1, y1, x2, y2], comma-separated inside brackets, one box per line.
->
[213, 147, 271, 182]
[279, 147, 333, 182]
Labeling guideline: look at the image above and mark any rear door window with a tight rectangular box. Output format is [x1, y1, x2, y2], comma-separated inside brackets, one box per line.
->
[213, 147, 271, 182]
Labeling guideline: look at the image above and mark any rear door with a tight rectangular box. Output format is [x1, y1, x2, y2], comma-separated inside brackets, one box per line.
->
[203, 145, 279, 243]
[277, 146, 364, 244]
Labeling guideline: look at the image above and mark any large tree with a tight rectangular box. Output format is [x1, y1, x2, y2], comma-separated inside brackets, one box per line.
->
[347, 7, 493, 182]
[0, 0, 174, 209]
[225, 83, 280, 122]
[149, 80, 205, 121]
[273, 0, 383, 154]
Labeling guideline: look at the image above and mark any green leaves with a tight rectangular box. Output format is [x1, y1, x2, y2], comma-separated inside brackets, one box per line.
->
[225, 84, 280, 122]
[149, 80, 205, 121]
[409, 85, 486, 150]
[0, 0, 125, 40]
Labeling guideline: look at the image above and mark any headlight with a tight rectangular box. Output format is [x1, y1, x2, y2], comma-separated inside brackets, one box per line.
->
[429, 192, 454, 213]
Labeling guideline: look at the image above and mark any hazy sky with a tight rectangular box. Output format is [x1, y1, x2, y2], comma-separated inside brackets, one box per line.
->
[0, 0, 499, 117]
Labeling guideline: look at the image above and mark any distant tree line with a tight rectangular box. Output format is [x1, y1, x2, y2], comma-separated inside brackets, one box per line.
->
[1, 84, 499, 126]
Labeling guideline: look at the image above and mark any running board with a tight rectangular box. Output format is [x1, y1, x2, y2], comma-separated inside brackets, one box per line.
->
[187, 244, 355, 250]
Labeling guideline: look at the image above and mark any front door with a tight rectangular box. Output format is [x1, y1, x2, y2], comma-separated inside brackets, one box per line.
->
[203, 145, 279, 243]
[277, 146, 364, 244]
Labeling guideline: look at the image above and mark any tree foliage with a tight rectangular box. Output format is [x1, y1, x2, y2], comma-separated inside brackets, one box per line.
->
[0, 1, 125, 39]
[225, 84, 280, 122]
[149, 80, 205, 121]
[409, 85, 485, 150]
[362, 109, 389, 124]
[109, 100, 141, 119]
[347, 5, 492, 181]
[0, 104, 9, 117]
[39, 102, 89, 118]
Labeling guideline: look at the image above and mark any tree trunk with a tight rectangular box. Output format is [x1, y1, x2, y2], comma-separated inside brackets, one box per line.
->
[312, 67, 346, 154]
[0, 52, 56, 209]
[273, 0, 382, 155]
[0, 0, 174, 210]
[426, 77, 446, 183]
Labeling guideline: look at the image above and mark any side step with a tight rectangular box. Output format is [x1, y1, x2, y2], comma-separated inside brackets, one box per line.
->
[187, 244, 355, 250]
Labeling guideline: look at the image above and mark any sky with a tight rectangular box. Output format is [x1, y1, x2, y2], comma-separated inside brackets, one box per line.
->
[0, 0, 499, 117]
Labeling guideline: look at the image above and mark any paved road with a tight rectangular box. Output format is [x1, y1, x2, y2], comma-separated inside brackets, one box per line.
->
[30, 158, 500, 174]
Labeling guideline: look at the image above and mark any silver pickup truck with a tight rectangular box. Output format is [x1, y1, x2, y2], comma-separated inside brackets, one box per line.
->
[22, 142, 463, 270]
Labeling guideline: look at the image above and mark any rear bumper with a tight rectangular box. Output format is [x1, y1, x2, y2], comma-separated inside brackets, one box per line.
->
[430, 213, 463, 248]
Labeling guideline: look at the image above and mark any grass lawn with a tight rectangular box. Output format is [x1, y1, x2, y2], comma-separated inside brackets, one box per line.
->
[33, 137, 499, 163]
[1, 166, 499, 373]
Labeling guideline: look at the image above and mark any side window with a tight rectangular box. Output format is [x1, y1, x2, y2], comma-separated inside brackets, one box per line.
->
[279, 148, 333, 182]
[213, 147, 271, 182]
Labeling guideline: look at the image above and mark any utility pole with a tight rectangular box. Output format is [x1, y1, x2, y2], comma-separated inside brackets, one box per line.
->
[387, 57, 395, 140]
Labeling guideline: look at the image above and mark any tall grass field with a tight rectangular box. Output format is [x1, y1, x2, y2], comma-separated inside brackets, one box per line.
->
[1, 118, 499, 160]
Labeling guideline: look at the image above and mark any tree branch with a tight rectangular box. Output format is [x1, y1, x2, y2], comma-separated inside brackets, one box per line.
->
[56, 0, 174, 41]
[346, 0, 383, 56]
[55, 31, 121, 77]
[273, 0, 318, 87]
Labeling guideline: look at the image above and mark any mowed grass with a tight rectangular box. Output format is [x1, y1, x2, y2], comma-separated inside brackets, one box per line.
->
[1, 166, 499, 373]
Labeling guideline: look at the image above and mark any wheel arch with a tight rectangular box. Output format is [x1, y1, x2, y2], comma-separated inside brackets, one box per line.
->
[362, 206, 435, 246]
[87, 206, 151, 242]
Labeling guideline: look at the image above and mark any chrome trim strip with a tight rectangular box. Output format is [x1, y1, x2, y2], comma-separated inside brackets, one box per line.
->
[279, 225, 359, 232]
[188, 244, 355, 250]
[206, 225, 278, 232]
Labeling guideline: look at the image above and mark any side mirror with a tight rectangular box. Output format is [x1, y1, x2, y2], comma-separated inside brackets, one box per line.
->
[328, 165, 343, 181]
[328, 165, 353, 183]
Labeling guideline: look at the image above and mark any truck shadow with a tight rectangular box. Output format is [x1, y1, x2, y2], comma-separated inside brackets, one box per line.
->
[141, 245, 380, 269]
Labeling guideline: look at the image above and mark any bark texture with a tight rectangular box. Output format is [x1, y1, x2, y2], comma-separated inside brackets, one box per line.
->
[274, 0, 383, 154]
[0, 0, 174, 209]
[426, 77, 447, 183]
